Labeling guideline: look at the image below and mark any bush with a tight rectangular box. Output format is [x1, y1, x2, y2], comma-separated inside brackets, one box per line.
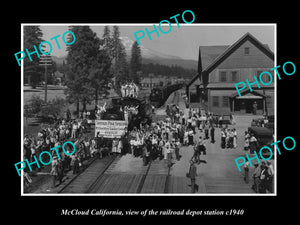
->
[29, 94, 44, 114]
[40, 97, 66, 119]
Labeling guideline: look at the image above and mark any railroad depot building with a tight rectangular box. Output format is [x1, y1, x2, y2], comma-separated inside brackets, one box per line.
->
[187, 32, 275, 115]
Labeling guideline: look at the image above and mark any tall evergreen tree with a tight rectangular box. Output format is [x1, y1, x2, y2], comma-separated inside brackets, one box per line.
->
[130, 41, 142, 84]
[65, 26, 110, 116]
[89, 43, 112, 105]
[102, 26, 112, 54]
[111, 26, 129, 92]
[23, 26, 44, 88]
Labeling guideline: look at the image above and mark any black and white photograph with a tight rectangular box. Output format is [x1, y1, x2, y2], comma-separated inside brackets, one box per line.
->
[5, 4, 299, 224]
[20, 24, 276, 195]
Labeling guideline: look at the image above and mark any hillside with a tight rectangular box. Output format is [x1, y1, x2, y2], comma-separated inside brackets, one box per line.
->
[51, 36, 198, 71]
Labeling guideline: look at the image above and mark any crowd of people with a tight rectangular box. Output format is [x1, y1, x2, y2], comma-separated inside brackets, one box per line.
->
[243, 159, 274, 193]
[121, 82, 139, 98]
[23, 116, 95, 187]
[220, 127, 238, 149]
[99, 106, 202, 167]
[24, 99, 274, 194]
[243, 130, 274, 193]
[23, 103, 230, 191]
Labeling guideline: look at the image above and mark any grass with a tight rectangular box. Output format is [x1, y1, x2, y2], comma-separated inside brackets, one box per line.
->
[23, 85, 152, 137]
[23, 85, 67, 105]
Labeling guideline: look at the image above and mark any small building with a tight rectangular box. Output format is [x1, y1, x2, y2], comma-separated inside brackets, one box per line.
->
[53, 71, 64, 86]
[187, 32, 274, 115]
[140, 76, 164, 88]
[140, 75, 187, 89]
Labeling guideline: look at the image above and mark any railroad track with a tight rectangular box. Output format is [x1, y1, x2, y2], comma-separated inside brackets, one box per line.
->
[58, 154, 171, 194]
[58, 155, 117, 194]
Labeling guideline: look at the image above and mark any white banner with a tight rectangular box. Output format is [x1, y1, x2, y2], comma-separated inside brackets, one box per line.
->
[95, 120, 128, 138]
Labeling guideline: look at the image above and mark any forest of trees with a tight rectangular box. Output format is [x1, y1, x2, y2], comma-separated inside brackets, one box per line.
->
[24, 25, 195, 117]
[64, 25, 142, 116]
[141, 63, 196, 78]
[24, 25, 142, 117]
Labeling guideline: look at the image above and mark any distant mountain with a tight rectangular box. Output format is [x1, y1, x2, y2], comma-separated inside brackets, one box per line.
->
[120, 36, 198, 70]
[52, 55, 67, 66]
[52, 37, 198, 70]
[120, 36, 181, 60]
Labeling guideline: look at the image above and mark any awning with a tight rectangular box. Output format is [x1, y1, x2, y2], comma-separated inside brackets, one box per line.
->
[230, 89, 266, 99]
[236, 94, 263, 99]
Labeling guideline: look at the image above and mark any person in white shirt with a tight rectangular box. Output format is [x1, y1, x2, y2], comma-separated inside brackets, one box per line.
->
[163, 140, 170, 160]
[232, 128, 237, 149]
[244, 131, 250, 151]
[184, 130, 189, 146]
[166, 140, 174, 167]
[117, 139, 122, 154]
[112, 138, 119, 155]
[71, 122, 78, 138]
[249, 134, 258, 154]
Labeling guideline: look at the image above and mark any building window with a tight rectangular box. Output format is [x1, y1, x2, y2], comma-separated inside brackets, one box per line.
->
[257, 71, 272, 84]
[231, 71, 238, 82]
[212, 96, 219, 107]
[219, 71, 227, 82]
[244, 47, 250, 55]
[222, 96, 229, 107]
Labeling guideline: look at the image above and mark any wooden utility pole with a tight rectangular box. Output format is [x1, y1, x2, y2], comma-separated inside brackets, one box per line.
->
[39, 55, 52, 102]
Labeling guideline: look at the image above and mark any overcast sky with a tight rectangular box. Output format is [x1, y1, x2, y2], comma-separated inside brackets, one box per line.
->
[38, 24, 275, 60]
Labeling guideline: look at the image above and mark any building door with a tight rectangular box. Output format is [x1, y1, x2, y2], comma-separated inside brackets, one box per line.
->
[233, 99, 263, 114]
[233, 99, 247, 113]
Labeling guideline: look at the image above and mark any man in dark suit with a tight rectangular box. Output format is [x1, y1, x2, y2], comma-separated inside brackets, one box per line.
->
[210, 125, 215, 143]
[189, 159, 198, 193]
[259, 162, 270, 193]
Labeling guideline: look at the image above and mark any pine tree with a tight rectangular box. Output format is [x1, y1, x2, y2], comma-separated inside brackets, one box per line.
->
[130, 41, 142, 84]
[23, 26, 44, 88]
[65, 26, 111, 116]
[102, 26, 112, 54]
[111, 26, 129, 92]
[89, 45, 112, 105]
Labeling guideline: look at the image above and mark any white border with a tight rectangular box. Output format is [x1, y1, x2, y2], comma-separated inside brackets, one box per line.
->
[21, 23, 277, 196]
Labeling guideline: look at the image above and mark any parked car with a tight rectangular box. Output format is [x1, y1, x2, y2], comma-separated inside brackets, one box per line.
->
[220, 114, 232, 125]
[248, 126, 274, 158]
[251, 115, 274, 132]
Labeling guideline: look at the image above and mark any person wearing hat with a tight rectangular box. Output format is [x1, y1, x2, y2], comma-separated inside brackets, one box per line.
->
[252, 162, 261, 193]
[249, 133, 258, 154]
[259, 161, 270, 193]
